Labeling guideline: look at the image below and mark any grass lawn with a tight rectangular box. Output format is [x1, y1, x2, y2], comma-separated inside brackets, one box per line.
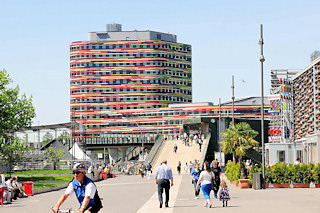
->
[22, 182, 66, 190]
[17, 175, 74, 182]
[5, 170, 71, 175]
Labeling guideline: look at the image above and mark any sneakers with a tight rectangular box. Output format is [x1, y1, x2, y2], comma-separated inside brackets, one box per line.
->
[195, 196, 199, 199]
[209, 204, 212, 208]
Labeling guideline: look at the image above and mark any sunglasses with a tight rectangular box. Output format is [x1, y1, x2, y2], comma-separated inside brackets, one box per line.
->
[72, 171, 81, 175]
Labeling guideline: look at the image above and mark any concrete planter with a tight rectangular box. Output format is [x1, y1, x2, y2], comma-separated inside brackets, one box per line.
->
[273, 183, 290, 188]
[238, 179, 250, 189]
[293, 183, 310, 188]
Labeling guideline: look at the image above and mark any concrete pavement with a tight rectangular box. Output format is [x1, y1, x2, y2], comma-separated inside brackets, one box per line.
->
[2, 173, 320, 213]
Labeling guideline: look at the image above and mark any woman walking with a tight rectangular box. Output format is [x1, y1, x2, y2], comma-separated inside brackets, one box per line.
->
[191, 163, 201, 199]
[196, 162, 215, 208]
[212, 160, 221, 198]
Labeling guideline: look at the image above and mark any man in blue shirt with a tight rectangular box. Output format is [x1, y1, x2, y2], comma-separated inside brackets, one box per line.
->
[52, 163, 102, 213]
[155, 160, 173, 208]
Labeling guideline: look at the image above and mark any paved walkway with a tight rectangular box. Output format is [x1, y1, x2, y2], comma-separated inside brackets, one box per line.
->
[2, 174, 320, 212]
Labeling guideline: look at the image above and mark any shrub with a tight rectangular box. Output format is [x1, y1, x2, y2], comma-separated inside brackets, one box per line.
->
[248, 164, 272, 184]
[270, 162, 292, 183]
[291, 163, 313, 184]
[225, 162, 240, 182]
[313, 163, 320, 183]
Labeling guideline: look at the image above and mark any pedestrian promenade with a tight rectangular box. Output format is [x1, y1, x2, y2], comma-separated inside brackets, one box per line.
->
[153, 139, 205, 175]
[2, 174, 320, 212]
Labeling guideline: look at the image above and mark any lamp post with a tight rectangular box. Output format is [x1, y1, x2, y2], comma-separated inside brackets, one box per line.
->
[82, 115, 87, 168]
[121, 117, 144, 161]
[231, 75, 235, 123]
[259, 24, 266, 189]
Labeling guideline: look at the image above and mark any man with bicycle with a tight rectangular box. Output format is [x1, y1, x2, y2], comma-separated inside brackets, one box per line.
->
[52, 163, 102, 213]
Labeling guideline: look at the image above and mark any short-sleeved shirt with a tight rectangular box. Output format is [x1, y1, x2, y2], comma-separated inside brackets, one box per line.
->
[199, 171, 214, 185]
[212, 166, 221, 180]
[191, 168, 201, 182]
[65, 180, 96, 198]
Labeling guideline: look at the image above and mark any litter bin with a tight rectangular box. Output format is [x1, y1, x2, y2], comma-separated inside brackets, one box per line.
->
[101, 172, 107, 180]
[24, 182, 34, 196]
[253, 172, 263, 190]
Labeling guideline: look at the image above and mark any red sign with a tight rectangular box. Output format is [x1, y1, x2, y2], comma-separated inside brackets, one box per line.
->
[268, 129, 281, 135]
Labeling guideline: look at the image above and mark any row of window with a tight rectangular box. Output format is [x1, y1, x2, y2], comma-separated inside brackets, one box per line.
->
[71, 70, 164, 75]
[70, 53, 191, 61]
[72, 110, 235, 122]
[70, 62, 191, 69]
[70, 79, 191, 86]
[85, 120, 183, 128]
[70, 70, 191, 77]
[70, 43, 191, 52]
[71, 95, 188, 103]
[70, 88, 192, 94]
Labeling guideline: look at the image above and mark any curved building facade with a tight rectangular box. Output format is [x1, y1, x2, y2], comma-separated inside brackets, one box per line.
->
[70, 25, 192, 137]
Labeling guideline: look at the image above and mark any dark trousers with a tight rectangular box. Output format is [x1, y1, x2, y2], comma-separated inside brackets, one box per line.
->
[213, 178, 220, 197]
[193, 180, 200, 196]
[157, 179, 170, 204]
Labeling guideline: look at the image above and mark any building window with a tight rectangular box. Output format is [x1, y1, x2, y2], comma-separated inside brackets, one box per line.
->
[277, 151, 285, 162]
[297, 150, 303, 163]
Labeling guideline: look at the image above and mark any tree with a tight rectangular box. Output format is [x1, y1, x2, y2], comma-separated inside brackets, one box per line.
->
[0, 137, 27, 175]
[43, 146, 66, 170]
[221, 122, 259, 179]
[0, 69, 35, 140]
[42, 132, 54, 146]
[58, 131, 70, 140]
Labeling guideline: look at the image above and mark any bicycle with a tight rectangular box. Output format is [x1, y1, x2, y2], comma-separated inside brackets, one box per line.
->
[51, 206, 92, 213]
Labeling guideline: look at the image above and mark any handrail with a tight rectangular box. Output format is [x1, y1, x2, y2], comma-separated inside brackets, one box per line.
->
[145, 135, 163, 164]
[199, 133, 211, 168]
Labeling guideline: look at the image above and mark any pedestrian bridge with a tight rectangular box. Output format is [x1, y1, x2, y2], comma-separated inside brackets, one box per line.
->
[79, 133, 160, 148]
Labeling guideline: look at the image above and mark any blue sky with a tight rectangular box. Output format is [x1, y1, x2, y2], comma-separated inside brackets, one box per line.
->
[1, 0, 320, 125]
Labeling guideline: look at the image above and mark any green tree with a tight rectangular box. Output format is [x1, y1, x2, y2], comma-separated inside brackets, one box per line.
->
[221, 122, 259, 179]
[58, 131, 70, 140]
[42, 132, 54, 146]
[0, 69, 35, 140]
[0, 137, 27, 175]
[43, 147, 66, 170]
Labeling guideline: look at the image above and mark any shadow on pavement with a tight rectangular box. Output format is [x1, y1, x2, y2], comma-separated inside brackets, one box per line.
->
[173, 205, 198, 208]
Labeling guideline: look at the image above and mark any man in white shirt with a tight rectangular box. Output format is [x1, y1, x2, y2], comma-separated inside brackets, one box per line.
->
[52, 163, 102, 213]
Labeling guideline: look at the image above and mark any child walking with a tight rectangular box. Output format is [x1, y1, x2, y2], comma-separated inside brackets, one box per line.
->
[219, 180, 230, 207]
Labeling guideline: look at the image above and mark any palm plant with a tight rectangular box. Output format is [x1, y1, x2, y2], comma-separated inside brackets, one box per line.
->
[221, 122, 259, 179]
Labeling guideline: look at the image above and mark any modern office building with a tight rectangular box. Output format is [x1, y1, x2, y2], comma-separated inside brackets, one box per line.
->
[70, 24, 192, 137]
[292, 56, 320, 163]
[266, 55, 320, 165]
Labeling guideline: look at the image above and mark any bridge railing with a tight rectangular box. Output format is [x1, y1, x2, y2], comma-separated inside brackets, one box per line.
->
[76, 133, 159, 145]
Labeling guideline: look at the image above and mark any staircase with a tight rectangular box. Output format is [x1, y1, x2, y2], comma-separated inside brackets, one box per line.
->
[152, 138, 208, 175]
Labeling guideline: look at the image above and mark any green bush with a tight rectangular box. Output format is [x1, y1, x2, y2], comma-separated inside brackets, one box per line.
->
[248, 164, 272, 184]
[270, 162, 292, 183]
[225, 162, 240, 182]
[313, 163, 320, 183]
[291, 163, 313, 184]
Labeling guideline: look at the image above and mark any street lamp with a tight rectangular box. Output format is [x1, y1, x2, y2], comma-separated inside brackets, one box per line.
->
[82, 115, 87, 168]
[259, 24, 266, 189]
[231, 75, 235, 123]
[121, 116, 144, 161]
